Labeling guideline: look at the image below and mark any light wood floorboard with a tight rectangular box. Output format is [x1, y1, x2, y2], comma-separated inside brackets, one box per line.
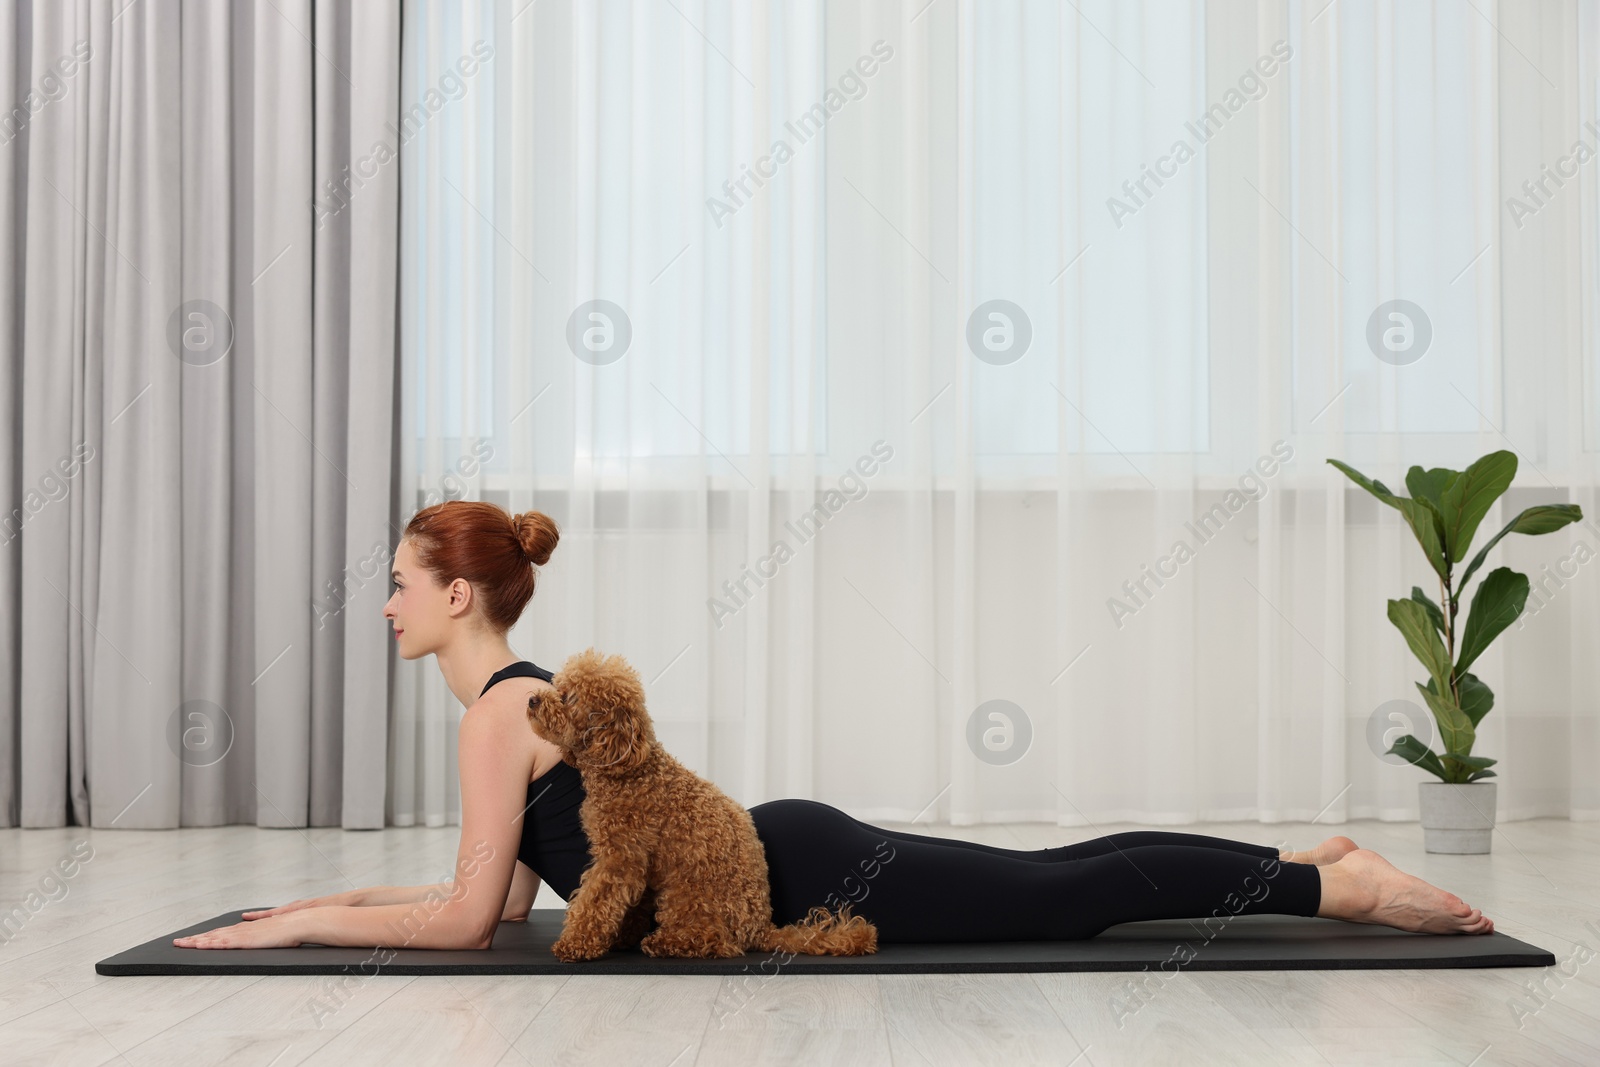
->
[1, 818, 1594, 1066]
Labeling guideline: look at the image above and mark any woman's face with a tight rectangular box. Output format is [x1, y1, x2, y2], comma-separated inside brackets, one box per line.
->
[384, 539, 468, 660]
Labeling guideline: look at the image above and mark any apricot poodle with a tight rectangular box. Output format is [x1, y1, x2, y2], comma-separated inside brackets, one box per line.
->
[527, 647, 877, 961]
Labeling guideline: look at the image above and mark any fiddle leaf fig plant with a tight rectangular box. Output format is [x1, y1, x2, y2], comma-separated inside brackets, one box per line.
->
[1327, 450, 1583, 783]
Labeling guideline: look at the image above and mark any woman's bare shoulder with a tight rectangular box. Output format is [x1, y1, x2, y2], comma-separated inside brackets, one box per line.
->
[468, 676, 555, 722]
[465, 678, 564, 779]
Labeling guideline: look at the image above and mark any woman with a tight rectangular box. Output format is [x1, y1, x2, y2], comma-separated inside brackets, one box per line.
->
[175, 501, 1493, 951]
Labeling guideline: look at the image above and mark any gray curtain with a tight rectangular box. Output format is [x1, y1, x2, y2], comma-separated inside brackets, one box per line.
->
[0, 0, 401, 831]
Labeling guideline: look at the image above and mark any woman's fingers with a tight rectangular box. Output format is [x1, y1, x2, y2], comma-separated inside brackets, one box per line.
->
[174, 916, 304, 949]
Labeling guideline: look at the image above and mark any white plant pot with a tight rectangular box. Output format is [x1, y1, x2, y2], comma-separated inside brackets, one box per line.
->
[1417, 781, 1497, 854]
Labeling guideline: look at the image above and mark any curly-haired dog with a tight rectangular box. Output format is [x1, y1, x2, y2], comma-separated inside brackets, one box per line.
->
[527, 647, 877, 962]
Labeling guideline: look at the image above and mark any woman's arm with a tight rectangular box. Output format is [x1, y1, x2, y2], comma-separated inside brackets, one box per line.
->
[291, 898, 485, 950]
[292, 861, 542, 944]
[501, 861, 541, 920]
[353, 882, 454, 907]
[298, 706, 529, 949]
[360, 862, 541, 916]
[176, 703, 533, 952]
[330, 866, 538, 917]
[240, 882, 453, 921]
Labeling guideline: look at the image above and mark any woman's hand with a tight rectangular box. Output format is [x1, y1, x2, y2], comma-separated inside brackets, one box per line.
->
[242, 889, 361, 920]
[174, 913, 305, 950]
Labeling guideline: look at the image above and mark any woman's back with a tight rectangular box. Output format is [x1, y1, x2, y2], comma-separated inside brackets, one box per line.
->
[481, 660, 595, 902]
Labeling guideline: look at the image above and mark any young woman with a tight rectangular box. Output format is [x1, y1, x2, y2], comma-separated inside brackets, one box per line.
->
[174, 501, 1493, 951]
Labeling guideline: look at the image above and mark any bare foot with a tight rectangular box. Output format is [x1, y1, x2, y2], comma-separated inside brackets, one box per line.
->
[1317, 849, 1495, 935]
[1279, 835, 1359, 866]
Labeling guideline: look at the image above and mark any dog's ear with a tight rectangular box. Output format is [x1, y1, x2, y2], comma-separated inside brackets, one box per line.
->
[585, 698, 650, 773]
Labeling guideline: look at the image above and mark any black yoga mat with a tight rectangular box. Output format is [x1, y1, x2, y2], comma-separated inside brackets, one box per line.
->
[96, 908, 1555, 976]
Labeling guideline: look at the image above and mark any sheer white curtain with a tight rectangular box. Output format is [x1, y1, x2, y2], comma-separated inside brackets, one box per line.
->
[391, 0, 1600, 832]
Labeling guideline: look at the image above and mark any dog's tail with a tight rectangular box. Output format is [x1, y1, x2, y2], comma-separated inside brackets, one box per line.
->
[756, 904, 878, 956]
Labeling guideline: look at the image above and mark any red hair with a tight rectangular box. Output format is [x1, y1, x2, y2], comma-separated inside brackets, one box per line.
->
[402, 500, 559, 633]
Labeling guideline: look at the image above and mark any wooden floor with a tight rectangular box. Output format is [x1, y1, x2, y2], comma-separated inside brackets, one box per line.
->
[1, 816, 1596, 1066]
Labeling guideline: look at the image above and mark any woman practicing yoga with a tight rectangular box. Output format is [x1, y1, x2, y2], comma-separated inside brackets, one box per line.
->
[174, 501, 1493, 951]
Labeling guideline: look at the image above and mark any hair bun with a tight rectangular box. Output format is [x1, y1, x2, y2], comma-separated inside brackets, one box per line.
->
[514, 510, 559, 567]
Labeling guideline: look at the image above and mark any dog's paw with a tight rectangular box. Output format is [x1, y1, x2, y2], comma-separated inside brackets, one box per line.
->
[637, 930, 675, 958]
[639, 929, 735, 959]
[551, 935, 609, 963]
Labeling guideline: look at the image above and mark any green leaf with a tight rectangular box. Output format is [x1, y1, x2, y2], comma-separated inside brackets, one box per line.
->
[1456, 567, 1530, 675]
[1405, 466, 1458, 508]
[1386, 734, 1450, 780]
[1458, 504, 1585, 594]
[1415, 496, 1450, 556]
[1458, 673, 1494, 727]
[1410, 586, 1446, 635]
[1394, 498, 1450, 581]
[1415, 680, 1475, 759]
[1437, 451, 1517, 563]
[1406, 469, 1455, 557]
[1428, 672, 1494, 728]
[1327, 459, 1401, 510]
[1442, 752, 1497, 770]
[1388, 598, 1453, 698]
[1327, 459, 1450, 580]
[1466, 769, 1498, 782]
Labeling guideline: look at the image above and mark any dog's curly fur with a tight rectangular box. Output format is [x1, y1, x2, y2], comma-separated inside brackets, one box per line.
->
[527, 647, 878, 962]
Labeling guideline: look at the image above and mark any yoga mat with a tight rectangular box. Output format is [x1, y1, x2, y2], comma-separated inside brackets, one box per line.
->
[96, 909, 1555, 976]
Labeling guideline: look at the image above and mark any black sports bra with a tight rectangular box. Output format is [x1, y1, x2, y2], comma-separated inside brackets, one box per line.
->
[479, 660, 594, 901]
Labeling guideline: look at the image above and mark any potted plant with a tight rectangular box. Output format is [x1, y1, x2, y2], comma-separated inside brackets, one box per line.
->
[1327, 450, 1582, 853]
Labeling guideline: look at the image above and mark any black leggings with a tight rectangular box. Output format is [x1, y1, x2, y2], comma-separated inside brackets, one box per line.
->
[748, 798, 1322, 943]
